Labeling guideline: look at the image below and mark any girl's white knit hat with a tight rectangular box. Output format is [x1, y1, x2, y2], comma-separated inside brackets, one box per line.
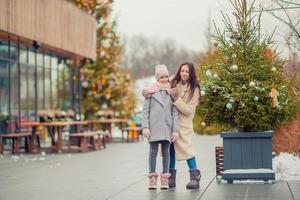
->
[155, 64, 169, 80]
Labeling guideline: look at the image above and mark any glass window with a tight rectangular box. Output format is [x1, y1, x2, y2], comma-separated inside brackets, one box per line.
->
[20, 46, 28, 64]
[60, 63, 71, 111]
[0, 40, 8, 58]
[45, 68, 51, 110]
[10, 43, 17, 60]
[20, 65, 28, 120]
[37, 51, 43, 66]
[44, 53, 51, 110]
[51, 56, 58, 70]
[28, 49, 35, 65]
[37, 66, 44, 110]
[56, 61, 71, 111]
[36, 51, 44, 110]
[0, 60, 9, 119]
[51, 56, 58, 109]
[58, 58, 65, 71]
[57, 61, 64, 110]
[0, 39, 76, 122]
[27, 67, 35, 119]
[10, 61, 19, 122]
[44, 54, 51, 69]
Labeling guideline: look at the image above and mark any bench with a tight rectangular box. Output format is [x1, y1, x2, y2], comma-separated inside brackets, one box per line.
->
[68, 131, 107, 152]
[121, 127, 142, 142]
[0, 132, 32, 154]
[215, 146, 224, 176]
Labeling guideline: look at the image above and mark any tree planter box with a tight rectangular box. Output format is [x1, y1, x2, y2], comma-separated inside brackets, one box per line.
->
[221, 131, 275, 183]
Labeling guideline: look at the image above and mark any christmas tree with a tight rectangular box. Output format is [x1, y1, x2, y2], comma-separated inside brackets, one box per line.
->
[194, 47, 223, 134]
[73, 0, 136, 119]
[197, 0, 299, 132]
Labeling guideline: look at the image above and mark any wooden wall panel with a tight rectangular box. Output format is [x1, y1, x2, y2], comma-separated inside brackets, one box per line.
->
[0, 1, 7, 31]
[0, 0, 96, 59]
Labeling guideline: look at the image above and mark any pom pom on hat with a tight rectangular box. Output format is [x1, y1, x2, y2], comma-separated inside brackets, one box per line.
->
[155, 64, 169, 80]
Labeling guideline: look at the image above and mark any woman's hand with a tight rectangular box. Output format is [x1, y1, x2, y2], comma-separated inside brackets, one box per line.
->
[171, 132, 179, 142]
[170, 88, 179, 101]
[142, 128, 151, 139]
[142, 89, 152, 98]
[142, 83, 160, 98]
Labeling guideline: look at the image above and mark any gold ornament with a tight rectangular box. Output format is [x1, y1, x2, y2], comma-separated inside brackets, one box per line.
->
[269, 88, 279, 107]
[249, 81, 256, 87]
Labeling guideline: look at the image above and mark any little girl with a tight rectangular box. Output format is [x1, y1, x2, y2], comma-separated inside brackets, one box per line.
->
[142, 64, 179, 190]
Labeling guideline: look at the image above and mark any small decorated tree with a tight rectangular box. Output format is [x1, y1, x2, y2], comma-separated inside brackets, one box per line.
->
[198, 0, 299, 132]
[197, 0, 300, 182]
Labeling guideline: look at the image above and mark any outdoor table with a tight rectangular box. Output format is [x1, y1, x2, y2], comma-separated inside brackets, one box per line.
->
[86, 119, 127, 141]
[21, 121, 88, 153]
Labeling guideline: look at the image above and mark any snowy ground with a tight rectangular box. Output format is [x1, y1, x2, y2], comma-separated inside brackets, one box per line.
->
[273, 152, 300, 181]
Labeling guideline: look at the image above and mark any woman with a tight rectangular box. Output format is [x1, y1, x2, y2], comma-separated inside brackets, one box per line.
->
[142, 62, 201, 189]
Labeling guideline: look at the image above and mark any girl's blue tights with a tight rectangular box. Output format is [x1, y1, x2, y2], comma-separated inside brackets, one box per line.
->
[169, 143, 197, 170]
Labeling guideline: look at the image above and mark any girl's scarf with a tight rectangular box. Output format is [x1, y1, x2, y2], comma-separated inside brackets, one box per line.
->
[156, 82, 171, 91]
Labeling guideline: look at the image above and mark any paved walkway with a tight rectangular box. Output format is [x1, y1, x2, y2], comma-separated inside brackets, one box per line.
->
[0, 135, 299, 200]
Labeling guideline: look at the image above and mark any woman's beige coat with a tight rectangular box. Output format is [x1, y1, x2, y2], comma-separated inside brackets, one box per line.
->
[173, 82, 200, 160]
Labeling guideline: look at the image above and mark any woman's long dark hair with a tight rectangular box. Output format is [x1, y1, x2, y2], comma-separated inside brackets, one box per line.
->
[171, 62, 200, 102]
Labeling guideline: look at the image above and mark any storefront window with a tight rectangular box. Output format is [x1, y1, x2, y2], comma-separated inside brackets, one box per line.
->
[57, 60, 65, 110]
[45, 68, 51, 110]
[0, 40, 8, 58]
[60, 62, 71, 111]
[44, 54, 51, 110]
[0, 36, 77, 124]
[36, 51, 44, 110]
[37, 51, 43, 66]
[20, 65, 28, 120]
[20, 46, 28, 64]
[44, 54, 51, 68]
[10, 43, 17, 60]
[0, 60, 9, 117]
[65, 64, 71, 110]
[10, 61, 19, 121]
[51, 56, 58, 110]
[28, 49, 35, 65]
[0, 60, 9, 133]
[37, 66, 44, 110]
[27, 67, 35, 119]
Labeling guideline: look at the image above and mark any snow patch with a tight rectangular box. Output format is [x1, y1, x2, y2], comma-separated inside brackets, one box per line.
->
[273, 152, 300, 181]
[11, 156, 20, 160]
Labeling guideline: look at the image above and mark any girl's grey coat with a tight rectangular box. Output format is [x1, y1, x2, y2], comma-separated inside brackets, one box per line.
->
[142, 91, 179, 143]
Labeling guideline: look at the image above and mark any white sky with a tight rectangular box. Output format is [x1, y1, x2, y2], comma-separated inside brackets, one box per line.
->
[112, 0, 292, 55]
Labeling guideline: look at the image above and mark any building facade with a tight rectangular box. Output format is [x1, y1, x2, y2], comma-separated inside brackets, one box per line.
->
[0, 0, 96, 133]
